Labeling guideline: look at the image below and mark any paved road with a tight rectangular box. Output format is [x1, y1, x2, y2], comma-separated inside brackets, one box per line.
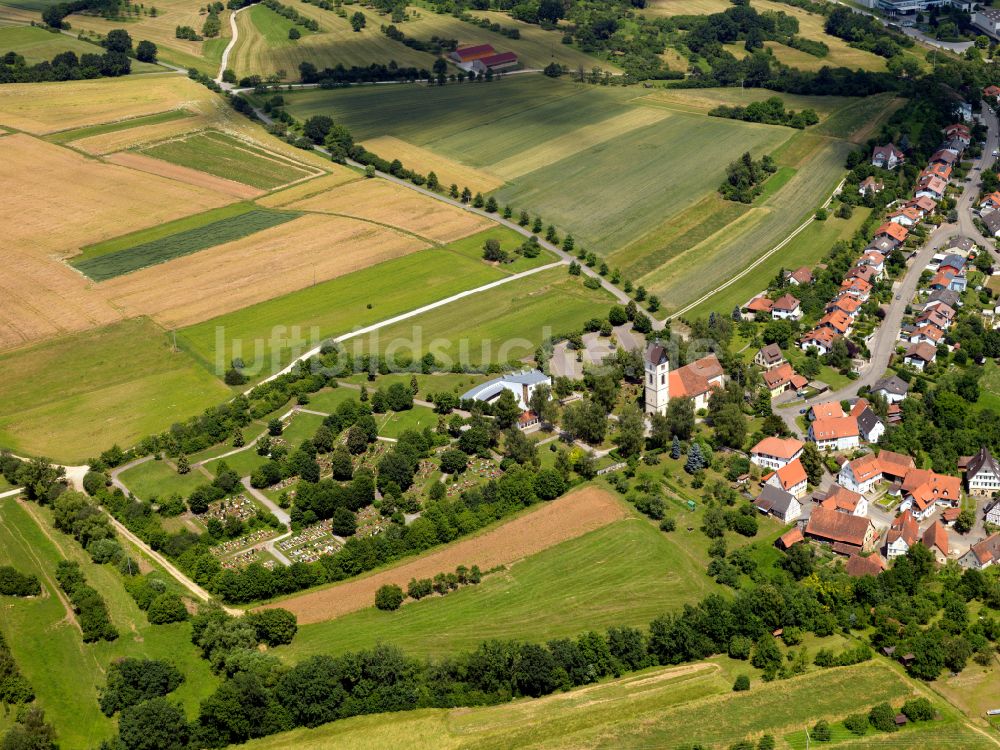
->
[827, 0, 973, 53]
[0, 488, 23, 499]
[958, 105, 1000, 259]
[775, 103, 997, 436]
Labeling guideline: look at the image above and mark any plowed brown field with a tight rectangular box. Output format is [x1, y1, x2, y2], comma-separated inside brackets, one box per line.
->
[260, 486, 626, 625]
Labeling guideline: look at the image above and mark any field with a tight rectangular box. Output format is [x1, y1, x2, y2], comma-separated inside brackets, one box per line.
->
[73, 206, 302, 281]
[0, 318, 230, 462]
[44, 108, 197, 146]
[260, 486, 627, 623]
[140, 130, 322, 190]
[228, 2, 436, 80]
[631, 86, 858, 118]
[282, 177, 492, 243]
[279, 512, 718, 659]
[0, 25, 156, 69]
[358, 136, 505, 193]
[0, 497, 218, 750]
[117, 457, 217, 501]
[375, 406, 438, 438]
[350, 267, 614, 367]
[278, 77, 793, 255]
[232, 661, 988, 750]
[98, 213, 429, 330]
[175, 235, 515, 379]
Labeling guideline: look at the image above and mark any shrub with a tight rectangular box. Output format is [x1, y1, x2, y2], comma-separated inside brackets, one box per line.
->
[147, 593, 189, 624]
[246, 608, 298, 646]
[868, 702, 897, 732]
[844, 713, 869, 735]
[812, 719, 831, 742]
[732, 674, 750, 691]
[901, 697, 934, 722]
[98, 657, 184, 716]
[375, 584, 404, 611]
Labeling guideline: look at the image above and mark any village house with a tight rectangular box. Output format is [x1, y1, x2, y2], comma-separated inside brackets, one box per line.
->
[788, 266, 813, 285]
[959, 533, 1000, 570]
[827, 295, 863, 319]
[871, 143, 904, 170]
[914, 306, 953, 332]
[851, 399, 885, 444]
[924, 288, 962, 310]
[858, 176, 884, 196]
[986, 500, 1000, 526]
[839, 454, 883, 495]
[877, 449, 916, 483]
[818, 310, 853, 337]
[915, 175, 947, 201]
[745, 295, 774, 316]
[886, 509, 919, 559]
[669, 355, 725, 412]
[867, 237, 896, 255]
[908, 324, 943, 346]
[888, 206, 921, 227]
[908, 195, 937, 215]
[984, 84, 1000, 100]
[929, 148, 958, 167]
[754, 343, 785, 370]
[904, 342, 937, 371]
[763, 362, 807, 397]
[846, 553, 886, 577]
[809, 401, 844, 422]
[898, 469, 962, 521]
[471, 51, 519, 74]
[799, 328, 837, 355]
[751, 436, 805, 471]
[943, 123, 971, 146]
[872, 374, 909, 403]
[805, 506, 876, 554]
[922, 520, 949, 564]
[983, 210, 1000, 238]
[840, 277, 873, 302]
[771, 293, 801, 321]
[777, 527, 804, 550]
[964, 446, 1000, 497]
[809, 416, 860, 452]
[754, 484, 802, 524]
[820, 483, 868, 516]
[846, 265, 878, 285]
[764, 458, 809, 499]
[449, 44, 497, 64]
[874, 222, 908, 247]
[920, 162, 951, 182]
[980, 190, 1000, 211]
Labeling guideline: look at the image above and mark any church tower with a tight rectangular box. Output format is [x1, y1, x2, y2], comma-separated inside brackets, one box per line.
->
[644, 342, 670, 416]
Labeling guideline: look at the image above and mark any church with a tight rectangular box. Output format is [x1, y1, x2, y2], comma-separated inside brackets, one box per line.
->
[644, 342, 725, 415]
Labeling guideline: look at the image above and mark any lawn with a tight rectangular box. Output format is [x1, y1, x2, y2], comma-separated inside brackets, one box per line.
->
[349, 267, 615, 367]
[275, 516, 717, 660]
[442, 225, 555, 274]
[72, 206, 302, 280]
[176, 235, 513, 380]
[375, 405, 437, 438]
[975, 358, 1000, 412]
[0, 498, 218, 750]
[117, 457, 211, 501]
[235, 661, 953, 750]
[44, 108, 196, 144]
[141, 131, 318, 190]
[0, 318, 231, 463]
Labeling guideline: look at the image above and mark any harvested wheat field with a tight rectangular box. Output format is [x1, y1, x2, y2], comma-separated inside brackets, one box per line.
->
[360, 136, 505, 193]
[101, 213, 430, 328]
[0, 76, 210, 134]
[105, 151, 267, 200]
[0, 134, 235, 257]
[69, 113, 209, 155]
[489, 107, 670, 180]
[261, 486, 627, 625]
[288, 179, 491, 243]
[256, 169, 363, 208]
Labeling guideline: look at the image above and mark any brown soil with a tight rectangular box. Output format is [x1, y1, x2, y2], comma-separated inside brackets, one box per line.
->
[260, 486, 626, 625]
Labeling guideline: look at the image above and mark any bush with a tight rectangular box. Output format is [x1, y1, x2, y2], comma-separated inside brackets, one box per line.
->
[0, 566, 41, 597]
[246, 608, 298, 646]
[812, 719, 831, 742]
[147, 593, 189, 624]
[901, 697, 934, 722]
[844, 713, 869, 735]
[868, 702, 897, 732]
[98, 657, 184, 716]
[375, 583, 404, 611]
[732, 674, 750, 691]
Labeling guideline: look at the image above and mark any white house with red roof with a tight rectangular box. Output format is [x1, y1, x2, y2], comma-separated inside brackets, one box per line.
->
[750, 436, 804, 471]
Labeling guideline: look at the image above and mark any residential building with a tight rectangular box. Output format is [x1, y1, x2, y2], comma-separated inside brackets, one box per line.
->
[871, 143, 904, 170]
[965, 446, 1000, 496]
[872, 375, 909, 403]
[921, 520, 949, 563]
[809, 416, 860, 452]
[888, 206, 921, 227]
[959, 533, 1000, 570]
[846, 553, 886, 577]
[819, 310, 853, 337]
[984, 84, 1000, 100]
[810, 401, 845, 422]
[983, 210, 1000, 238]
[851, 399, 885, 444]
[876, 449, 916, 482]
[754, 343, 785, 370]
[745, 295, 774, 316]
[771, 293, 801, 321]
[981, 191, 1000, 211]
[805, 506, 876, 553]
[788, 266, 813, 285]
[840, 277, 873, 302]
[908, 324, 943, 346]
[839, 454, 883, 495]
[886, 509, 919, 559]
[462, 369, 550, 410]
[924, 288, 961, 309]
[799, 328, 837, 355]
[750, 436, 805, 471]
[904, 342, 937, 370]
[765, 458, 809, 499]
[899, 469, 962, 520]
[754, 484, 803, 524]
[915, 175, 948, 201]
[986, 500, 1000, 526]
[858, 176, 884, 196]
[929, 149, 958, 166]
[875, 222, 908, 246]
[828, 295, 863, 318]
[820, 484, 868, 516]
[763, 362, 807, 397]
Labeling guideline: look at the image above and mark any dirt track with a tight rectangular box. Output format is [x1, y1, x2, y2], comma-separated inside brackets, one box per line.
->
[259, 486, 627, 625]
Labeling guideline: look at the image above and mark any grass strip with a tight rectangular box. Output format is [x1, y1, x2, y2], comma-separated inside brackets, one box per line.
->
[44, 109, 195, 145]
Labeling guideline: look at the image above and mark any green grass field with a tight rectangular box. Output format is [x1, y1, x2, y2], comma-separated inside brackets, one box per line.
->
[375, 406, 437, 438]
[0, 318, 231, 463]
[276, 516, 718, 661]
[0, 25, 163, 71]
[117, 457, 212, 501]
[72, 207, 302, 280]
[0, 498, 218, 750]
[44, 108, 196, 144]
[232, 660, 973, 750]
[176, 233, 514, 380]
[141, 131, 317, 189]
[350, 267, 614, 366]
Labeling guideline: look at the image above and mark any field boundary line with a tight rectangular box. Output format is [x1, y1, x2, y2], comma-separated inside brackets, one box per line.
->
[667, 177, 845, 320]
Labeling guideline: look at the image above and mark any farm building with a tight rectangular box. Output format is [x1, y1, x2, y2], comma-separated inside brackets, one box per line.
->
[449, 44, 497, 64]
[805, 507, 876, 554]
[461, 370, 550, 410]
[845, 553, 885, 577]
[472, 52, 519, 74]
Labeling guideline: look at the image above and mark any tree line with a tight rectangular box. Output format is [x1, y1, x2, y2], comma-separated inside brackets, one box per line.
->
[709, 96, 818, 129]
[0, 28, 155, 83]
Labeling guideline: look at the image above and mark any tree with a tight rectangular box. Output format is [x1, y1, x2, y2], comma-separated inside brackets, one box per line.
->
[671, 435, 681, 459]
[267, 419, 283, 436]
[104, 29, 133, 53]
[685, 443, 705, 474]
[901, 697, 934, 722]
[712, 403, 746, 449]
[350, 11, 366, 31]
[868, 702, 897, 732]
[331, 507, 357, 537]
[732, 674, 750, 691]
[135, 40, 157, 62]
[493, 389, 522, 429]
[533, 468, 565, 500]
[800, 442, 823, 485]
[1, 708, 58, 750]
[812, 719, 831, 742]
[147, 593, 188, 624]
[439, 449, 468, 474]
[118, 697, 188, 750]
[666, 398, 695, 440]
[288, 27, 300, 40]
[528, 384, 557, 426]
[615, 405, 645, 458]
[374, 584, 403, 611]
[482, 238, 509, 263]
[176, 455, 190, 475]
[750, 633, 782, 676]
[955, 509, 974, 534]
